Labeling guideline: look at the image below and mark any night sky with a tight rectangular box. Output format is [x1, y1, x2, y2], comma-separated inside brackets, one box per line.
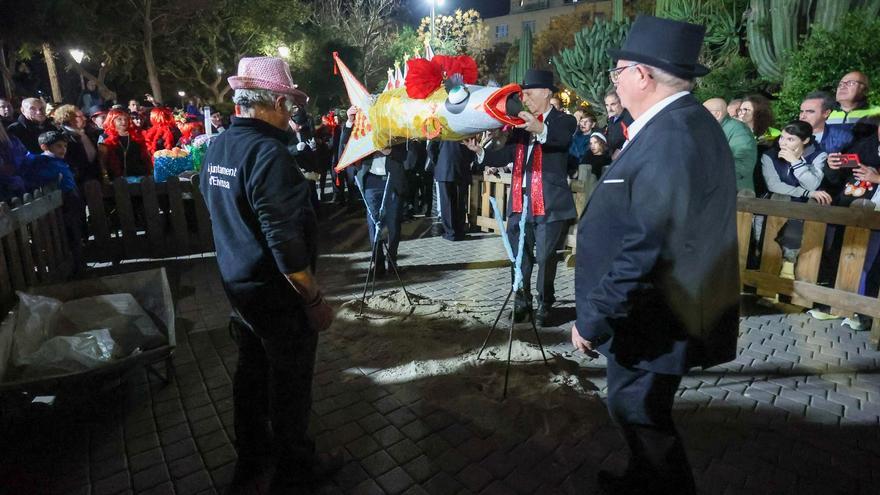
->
[404, 0, 510, 24]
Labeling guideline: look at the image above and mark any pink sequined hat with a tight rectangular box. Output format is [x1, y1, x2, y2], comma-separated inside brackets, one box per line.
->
[228, 56, 309, 106]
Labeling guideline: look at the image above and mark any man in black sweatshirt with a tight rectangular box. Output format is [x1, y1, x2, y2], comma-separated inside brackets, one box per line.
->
[200, 56, 337, 493]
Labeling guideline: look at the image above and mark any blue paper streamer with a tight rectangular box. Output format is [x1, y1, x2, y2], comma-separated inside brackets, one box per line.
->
[489, 197, 514, 262]
[355, 171, 392, 248]
[489, 196, 528, 292]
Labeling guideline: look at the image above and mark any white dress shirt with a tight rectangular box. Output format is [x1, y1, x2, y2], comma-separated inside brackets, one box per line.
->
[622, 91, 689, 149]
[476, 107, 551, 184]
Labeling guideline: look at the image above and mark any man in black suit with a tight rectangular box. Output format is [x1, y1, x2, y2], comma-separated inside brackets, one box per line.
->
[429, 140, 475, 240]
[466, 69, 577, 327]
[604, 89, 633, 158]
[572, 16, 740, 495]
[340, 106, 408, 277]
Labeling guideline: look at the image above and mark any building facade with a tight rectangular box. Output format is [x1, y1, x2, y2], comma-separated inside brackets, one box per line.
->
[484, 0, 615, 45]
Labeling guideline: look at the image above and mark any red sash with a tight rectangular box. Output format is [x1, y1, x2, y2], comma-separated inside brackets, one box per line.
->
[511, 115, 546, 216]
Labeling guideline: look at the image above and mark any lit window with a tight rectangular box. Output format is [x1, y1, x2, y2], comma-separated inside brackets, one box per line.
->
[496, 24, 508, 38]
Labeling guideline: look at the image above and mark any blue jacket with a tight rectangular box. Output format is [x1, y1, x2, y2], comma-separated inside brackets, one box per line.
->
[568, 131, 590, 163]
[21, 153, 78, 193]
[817, 125, 853, 154]
[576, 94, 740, 374]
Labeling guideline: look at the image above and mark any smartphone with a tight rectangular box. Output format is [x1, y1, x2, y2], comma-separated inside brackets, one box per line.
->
[839, 153, 861, 168]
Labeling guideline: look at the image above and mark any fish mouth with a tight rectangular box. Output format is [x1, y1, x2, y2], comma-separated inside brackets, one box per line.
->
[484, 84, 525, 126]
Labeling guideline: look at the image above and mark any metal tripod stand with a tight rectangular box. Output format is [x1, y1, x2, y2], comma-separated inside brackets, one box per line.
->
[355, 171, 413, 316]
[476, 197, 548, 399]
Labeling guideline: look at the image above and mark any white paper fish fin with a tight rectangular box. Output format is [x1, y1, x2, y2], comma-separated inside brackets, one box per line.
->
[333, 53, 379, 170]
[336, 126, 378, 171]
[334, 52, 373, 111]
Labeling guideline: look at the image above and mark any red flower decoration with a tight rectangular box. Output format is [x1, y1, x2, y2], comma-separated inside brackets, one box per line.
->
[405, 58, 443, 99]
[433, 55, 478, 84]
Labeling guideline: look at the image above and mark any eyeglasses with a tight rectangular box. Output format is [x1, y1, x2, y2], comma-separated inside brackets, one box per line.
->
[607, 63, 639, 84]
[838, 80, 866, 89]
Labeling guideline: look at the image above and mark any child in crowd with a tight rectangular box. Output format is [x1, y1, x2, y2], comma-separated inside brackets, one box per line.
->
[21, 130, 86, 273]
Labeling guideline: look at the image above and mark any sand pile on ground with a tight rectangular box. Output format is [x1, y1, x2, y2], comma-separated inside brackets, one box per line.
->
[329, 290, 607, 438]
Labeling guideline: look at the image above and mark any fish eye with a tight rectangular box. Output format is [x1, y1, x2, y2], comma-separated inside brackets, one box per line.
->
[447, 85, 469, 105]
[445, 84, 471, 114]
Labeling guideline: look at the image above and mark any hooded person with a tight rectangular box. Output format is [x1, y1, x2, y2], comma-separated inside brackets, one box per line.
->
[198, 56, 340, 493]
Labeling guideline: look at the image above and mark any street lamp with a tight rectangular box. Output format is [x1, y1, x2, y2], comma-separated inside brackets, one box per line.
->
[428, 0, 444, 43]
[69, 49, 85, 90]
[178, 90, 186, 110]
[278, 46, 290, 58]
[69, 49, 85, 64]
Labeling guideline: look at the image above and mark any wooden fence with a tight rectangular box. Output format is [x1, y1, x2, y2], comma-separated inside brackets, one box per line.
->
[467, 172, 880, 347]
[737, 197, 880, 346]
[0, 188, 73, 314]
[82, 176, 214, 262]
[468, 164, 597, 259]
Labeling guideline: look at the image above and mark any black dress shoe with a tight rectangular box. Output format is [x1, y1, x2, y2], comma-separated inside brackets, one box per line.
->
[534, 304, 547, 327]
[269, 450, 346, 494]
[226, 457, 269, 494]
[598, 469, 658, 495]
[513, 304, 531, 323]
[597, 470, 629, 494]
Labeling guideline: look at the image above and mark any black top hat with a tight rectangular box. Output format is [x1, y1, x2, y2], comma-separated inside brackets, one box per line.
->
[87, 105, 107, 118]
[520, 69, 558, 93]
[608, 15, 710, 79]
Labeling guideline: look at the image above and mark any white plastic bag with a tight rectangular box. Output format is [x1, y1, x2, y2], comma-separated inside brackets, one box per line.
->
[12, 292, 62, 366]
[57, 294, 165, 357]
[20, 329, 116, 378]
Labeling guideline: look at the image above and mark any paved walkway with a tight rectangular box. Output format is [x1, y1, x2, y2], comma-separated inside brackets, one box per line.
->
[2, 209, 879, 495]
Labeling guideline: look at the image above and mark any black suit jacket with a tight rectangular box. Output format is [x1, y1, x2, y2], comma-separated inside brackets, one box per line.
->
[482, 107, 578, 224]
[575, 94, 740, 375]
[287, 128, 317, 172]
[428, 141, 475, 184]
[340, 125, 408, 196]
[606, 109, 633, 153]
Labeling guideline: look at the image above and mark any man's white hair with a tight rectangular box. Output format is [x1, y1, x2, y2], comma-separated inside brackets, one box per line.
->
[645, 66, 695, 92]
[233, 89, 296, 116]
[21, 97, 43, 110]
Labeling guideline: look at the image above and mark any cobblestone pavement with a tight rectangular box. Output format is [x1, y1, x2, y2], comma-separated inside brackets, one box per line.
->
[2, 209, 879, 495]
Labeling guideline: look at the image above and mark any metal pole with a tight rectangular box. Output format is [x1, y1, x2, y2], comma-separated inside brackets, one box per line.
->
[430, 1, 435, 43]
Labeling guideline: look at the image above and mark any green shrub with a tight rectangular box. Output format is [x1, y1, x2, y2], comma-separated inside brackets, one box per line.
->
[775, 12, 880, 123]
[693, 55, 768, 103]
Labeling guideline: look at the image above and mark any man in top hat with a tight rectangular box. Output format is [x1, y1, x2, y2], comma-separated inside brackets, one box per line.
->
[570, 15, 739, 494]
[199, 56, 339, 493]
[465, 69, 577, 327]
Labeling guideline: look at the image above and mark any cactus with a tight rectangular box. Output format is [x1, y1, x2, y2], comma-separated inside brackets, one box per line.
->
[746, 0, 880, 82]
[508, 25, 533, 84]
[508, 61, 520, 85]
[552, 18, 631, 110]
[612, 0, 624, 22]
[655, 0, 744, 68]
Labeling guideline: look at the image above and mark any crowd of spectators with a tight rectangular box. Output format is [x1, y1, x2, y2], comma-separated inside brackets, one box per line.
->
[700, 70, 880, 329]
[0, 90, 228, 274]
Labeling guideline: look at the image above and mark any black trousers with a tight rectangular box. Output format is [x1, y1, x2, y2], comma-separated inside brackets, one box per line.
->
[229, 309, 318, 470]
[506, 215, 567, 308]
[437, 181, 468, 240]
[606, 356, 696, 495]
[416, 169, 434, 214]
[331, 166, 348, 203]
